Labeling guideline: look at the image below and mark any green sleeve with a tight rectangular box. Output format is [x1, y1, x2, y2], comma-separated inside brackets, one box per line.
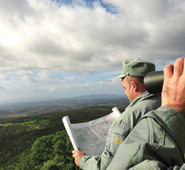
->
[80, 152, 114, 170]
[106, 118, 150, 170]
[129, 160, 167, 170]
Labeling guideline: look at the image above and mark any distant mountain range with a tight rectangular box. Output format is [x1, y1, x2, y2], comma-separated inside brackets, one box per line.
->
[0, 94, 129, 119]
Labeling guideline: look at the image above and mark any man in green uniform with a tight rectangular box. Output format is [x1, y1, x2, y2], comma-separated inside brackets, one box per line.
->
[72, 58, 161, 170]
[106, 58, 185, 169]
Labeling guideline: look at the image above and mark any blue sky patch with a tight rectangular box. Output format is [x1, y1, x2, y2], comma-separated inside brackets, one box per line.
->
[53, 0, 118, 14]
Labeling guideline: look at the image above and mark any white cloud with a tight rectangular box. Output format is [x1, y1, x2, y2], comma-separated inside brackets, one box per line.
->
[0, 0, 184, 103]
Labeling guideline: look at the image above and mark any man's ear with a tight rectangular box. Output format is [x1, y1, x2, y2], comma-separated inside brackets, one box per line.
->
[131, 81, 138, 92]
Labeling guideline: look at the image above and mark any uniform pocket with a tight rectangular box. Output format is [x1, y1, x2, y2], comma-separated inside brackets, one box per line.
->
[108, 125, 131, 154]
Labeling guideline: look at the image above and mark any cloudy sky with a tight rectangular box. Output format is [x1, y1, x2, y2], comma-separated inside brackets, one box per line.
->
[0, 0, 184, 103]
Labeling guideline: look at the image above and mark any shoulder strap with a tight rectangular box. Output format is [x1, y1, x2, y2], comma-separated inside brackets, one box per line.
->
[141, 112, 185, 162]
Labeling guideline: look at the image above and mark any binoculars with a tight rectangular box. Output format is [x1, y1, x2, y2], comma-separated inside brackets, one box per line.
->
[144, 71, 163, 94]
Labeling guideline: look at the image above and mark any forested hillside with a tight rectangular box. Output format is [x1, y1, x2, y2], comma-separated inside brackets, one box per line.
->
[0, 105, 125, 170]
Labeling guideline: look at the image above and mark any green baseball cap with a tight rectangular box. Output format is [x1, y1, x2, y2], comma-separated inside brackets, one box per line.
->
[116, 58, 155, 79]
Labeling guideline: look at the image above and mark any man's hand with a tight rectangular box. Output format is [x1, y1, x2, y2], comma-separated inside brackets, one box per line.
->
[162, 58, 185, 113]
[72, 149, 86, 166]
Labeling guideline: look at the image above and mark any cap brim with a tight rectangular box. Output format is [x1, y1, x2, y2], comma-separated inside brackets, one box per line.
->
[115, 74, 126, 79]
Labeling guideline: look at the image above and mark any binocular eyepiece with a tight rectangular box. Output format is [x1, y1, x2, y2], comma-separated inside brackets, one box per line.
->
[144, 71, 164, 94]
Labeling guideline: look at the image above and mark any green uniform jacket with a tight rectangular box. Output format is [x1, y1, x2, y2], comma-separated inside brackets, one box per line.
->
[106, 106, 185, 170]
[80, 92, 161, 170]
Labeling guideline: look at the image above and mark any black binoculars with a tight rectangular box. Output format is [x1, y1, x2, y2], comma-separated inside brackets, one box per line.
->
[144, 71, 163, 94]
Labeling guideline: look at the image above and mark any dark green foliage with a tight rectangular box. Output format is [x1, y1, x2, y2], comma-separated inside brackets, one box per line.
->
[16, 131, 79, 170]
